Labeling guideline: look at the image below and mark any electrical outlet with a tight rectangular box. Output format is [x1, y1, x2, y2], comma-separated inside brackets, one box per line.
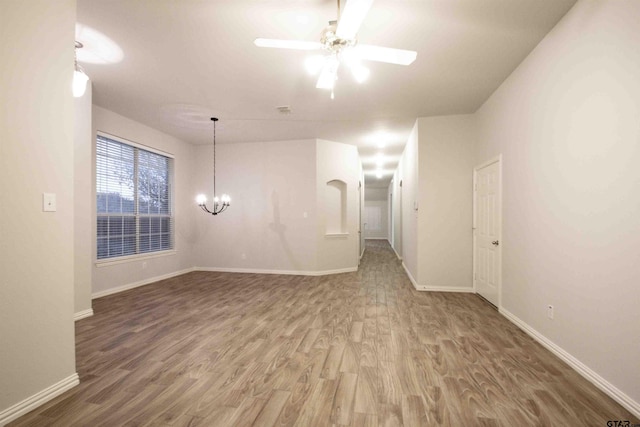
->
[547, 305, 554, 319]
[142, 262, 147, 270]
[241, 253, 246, 260]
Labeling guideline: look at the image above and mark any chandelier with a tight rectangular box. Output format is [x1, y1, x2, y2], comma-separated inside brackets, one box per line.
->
[196, 118, 230, 215]
[73, 41, 89, 97]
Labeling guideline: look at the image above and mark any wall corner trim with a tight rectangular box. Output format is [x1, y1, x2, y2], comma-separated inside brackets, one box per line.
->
[73, 308, 94, 321]
[500, 308, 640, 419]
[0, 373, 79, 425]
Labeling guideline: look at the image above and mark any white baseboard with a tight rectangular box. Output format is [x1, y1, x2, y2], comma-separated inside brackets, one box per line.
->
[92, 267, 195, 299]
[500, 308, 640, 419]
[0, 373, 79, 426]
[92, 264, 361, 300]
[392, 245, 402, 261]
[416, 285, 474, 293]
[402, 262, 419, 289]
[73, 308, 94, 321]
[195, 266, 358, 276]
[402, 262, 472, 293]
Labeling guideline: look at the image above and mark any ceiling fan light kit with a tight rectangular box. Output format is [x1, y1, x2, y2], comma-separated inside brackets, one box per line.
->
[254, 0, 416, 97]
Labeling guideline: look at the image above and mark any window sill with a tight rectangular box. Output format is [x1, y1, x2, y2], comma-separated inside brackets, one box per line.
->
[95, 250, 177, 268]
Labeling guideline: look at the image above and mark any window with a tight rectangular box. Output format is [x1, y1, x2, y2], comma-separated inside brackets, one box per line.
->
[96, 134, 173, 260]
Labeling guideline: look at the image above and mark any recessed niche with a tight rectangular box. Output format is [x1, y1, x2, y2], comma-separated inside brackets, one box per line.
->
[325, 179, 347, 235]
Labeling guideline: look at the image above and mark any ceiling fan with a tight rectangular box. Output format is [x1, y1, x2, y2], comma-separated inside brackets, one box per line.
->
[254, 0, 417, 97]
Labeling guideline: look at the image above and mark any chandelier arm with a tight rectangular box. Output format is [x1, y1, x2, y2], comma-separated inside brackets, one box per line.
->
[204, 203, 226, 215]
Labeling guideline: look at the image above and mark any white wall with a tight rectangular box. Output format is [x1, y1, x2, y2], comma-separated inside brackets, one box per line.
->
[400, 123, 419, 283]
[316, 140, 360, 272]
[475, 0, 640, 412]
[193, 139, 319, 273]
[364, 188, 389, 240]
[0, 0, 78, 420]
[74, 82, 93, 316]
[393, 116, 475, 291]
[92, 106, 196, 297]
[89, 128, 360, 286]
[418, 115, 475, 290]
[192, 138, 360, 274]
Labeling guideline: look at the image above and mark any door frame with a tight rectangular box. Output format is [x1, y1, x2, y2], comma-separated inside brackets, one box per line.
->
[389, 180, 394, 246]
[397, 179, 402, 259]
[472, 154, 503, 309]
[358, 180, 363, 262]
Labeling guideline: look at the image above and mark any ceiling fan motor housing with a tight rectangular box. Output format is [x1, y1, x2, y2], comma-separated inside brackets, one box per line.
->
[321, 21, 356, 54]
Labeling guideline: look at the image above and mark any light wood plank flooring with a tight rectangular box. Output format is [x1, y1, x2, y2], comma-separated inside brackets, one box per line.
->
[10, 240, 637, 426]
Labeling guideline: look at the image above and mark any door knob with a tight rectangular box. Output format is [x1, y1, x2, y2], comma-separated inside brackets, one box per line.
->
[492, 240, 499, 246]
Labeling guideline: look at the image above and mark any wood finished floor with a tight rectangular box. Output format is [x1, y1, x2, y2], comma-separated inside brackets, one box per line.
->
[10, 240, 637, 426]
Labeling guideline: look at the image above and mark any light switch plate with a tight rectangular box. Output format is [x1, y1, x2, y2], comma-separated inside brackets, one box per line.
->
[43, 193, 56, 212]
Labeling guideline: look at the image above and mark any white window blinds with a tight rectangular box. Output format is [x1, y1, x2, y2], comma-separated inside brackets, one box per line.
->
[96, 134, 173, 260]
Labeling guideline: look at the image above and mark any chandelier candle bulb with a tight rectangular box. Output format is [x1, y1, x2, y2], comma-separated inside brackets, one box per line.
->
[73, 69, 89, 97]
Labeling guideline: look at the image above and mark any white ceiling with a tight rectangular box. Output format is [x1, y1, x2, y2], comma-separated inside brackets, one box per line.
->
[77, 0, 576, 188]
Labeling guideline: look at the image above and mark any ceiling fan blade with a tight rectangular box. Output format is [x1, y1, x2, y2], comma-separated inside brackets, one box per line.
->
[352, 44, 417, 65]
[316, 56, 339, 89]
[254, 38, 323, 50]
[336, 0, 374, 40]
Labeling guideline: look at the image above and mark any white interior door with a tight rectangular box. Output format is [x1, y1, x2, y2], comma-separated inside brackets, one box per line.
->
[364, 206, 382, 238]
[474, 158, 501, 307]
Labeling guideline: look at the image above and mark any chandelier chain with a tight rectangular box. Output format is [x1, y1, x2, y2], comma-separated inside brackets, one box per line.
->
[213, 118, 216, 199]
